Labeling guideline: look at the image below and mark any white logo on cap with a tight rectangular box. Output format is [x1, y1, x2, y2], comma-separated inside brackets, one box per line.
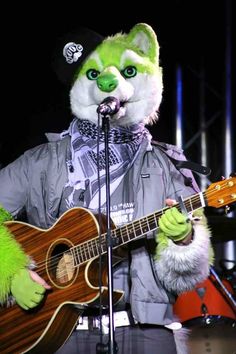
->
[63, 42, 83, 64]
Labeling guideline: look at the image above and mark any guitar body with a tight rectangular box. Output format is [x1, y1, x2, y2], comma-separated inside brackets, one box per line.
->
[0, 208, 124, 354]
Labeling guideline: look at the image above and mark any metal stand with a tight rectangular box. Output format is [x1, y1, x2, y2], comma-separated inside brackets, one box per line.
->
[96, 113, 118, 354]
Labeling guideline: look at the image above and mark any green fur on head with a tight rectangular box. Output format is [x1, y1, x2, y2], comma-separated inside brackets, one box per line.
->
[0, 207, 28, 303]
[78, 23, 160, 78]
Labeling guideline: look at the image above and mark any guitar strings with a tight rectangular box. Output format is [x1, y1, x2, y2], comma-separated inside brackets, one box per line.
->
[33, 181, 235, 279]
[35, 181, 234, 276]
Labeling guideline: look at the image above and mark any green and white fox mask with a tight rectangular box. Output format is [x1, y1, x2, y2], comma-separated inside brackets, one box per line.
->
[70, 23, 163, 127]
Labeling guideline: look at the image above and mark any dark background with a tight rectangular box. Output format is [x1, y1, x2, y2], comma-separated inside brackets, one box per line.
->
[1, 0, 235, 182]
[0, 0, 235, 271]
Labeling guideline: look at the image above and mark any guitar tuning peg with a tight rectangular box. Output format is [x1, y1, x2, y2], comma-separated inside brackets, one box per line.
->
[221, 176, 226, 180]
[225, 205, 230, 214]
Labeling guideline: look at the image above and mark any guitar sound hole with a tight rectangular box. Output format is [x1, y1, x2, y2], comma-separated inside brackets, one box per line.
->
[49, 243, 75, 285]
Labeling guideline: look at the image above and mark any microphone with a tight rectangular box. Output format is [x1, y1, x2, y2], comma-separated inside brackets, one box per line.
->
[97, 96, 120, 115]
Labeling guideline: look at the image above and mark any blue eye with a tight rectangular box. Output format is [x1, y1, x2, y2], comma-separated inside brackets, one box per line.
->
[121, 66, 137, 78]
[86, 69, 100, 80]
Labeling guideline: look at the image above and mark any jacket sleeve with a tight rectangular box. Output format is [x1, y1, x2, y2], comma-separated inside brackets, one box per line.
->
[0, 153, 30, 217]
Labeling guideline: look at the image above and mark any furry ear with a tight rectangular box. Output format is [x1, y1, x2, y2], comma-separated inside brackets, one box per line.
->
[126, 23, 160, 63]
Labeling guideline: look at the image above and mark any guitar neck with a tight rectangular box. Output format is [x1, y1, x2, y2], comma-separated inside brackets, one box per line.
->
[70, 191, 206, 266]
[113, 191, 205, 245]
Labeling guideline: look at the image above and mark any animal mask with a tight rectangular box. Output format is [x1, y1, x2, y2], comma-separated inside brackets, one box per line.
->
[70, 23, 163, 127]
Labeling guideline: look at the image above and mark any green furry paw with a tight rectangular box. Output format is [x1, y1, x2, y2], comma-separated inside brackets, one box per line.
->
[11, 268, 45, 310]
[158, 207, 192, 242]
[0, 205, 13, 223]
[155, 231, 169, 259]
[0, 217, 28, 303]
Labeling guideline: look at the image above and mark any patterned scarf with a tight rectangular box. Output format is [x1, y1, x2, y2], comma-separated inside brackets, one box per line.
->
[62, 118, 152, 210]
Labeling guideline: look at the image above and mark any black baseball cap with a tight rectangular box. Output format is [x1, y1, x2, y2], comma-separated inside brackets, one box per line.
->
[52, 27, 104, 86]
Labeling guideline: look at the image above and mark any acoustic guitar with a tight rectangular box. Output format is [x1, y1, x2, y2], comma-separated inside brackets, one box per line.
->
[0, 177, 235, 353]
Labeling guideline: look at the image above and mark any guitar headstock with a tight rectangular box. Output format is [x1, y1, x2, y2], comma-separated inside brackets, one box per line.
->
[206, 176, 236, 208]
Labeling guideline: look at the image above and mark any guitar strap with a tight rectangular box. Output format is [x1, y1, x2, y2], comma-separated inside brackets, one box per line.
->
[164, 155, 211, 176]
[152, 141, 211, 185]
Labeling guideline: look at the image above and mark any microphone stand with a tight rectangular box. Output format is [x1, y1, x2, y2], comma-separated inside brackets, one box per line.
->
[96, 112, 118, 354]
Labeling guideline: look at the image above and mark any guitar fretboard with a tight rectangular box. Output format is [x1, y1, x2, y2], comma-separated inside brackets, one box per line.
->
[70, 191, 206, 266]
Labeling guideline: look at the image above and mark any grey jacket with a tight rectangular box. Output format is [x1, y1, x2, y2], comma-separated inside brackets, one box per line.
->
[0, 135, 211, 325]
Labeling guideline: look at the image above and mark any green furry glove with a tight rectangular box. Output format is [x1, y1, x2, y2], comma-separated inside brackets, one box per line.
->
[158, 207, 192, 242]
[0, 206, 13, 223]
[0, 207, 29, 303]
[10, 268, 46, 310]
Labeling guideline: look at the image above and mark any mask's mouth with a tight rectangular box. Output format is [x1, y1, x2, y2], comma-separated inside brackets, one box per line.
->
[119, 100, 129, 112]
